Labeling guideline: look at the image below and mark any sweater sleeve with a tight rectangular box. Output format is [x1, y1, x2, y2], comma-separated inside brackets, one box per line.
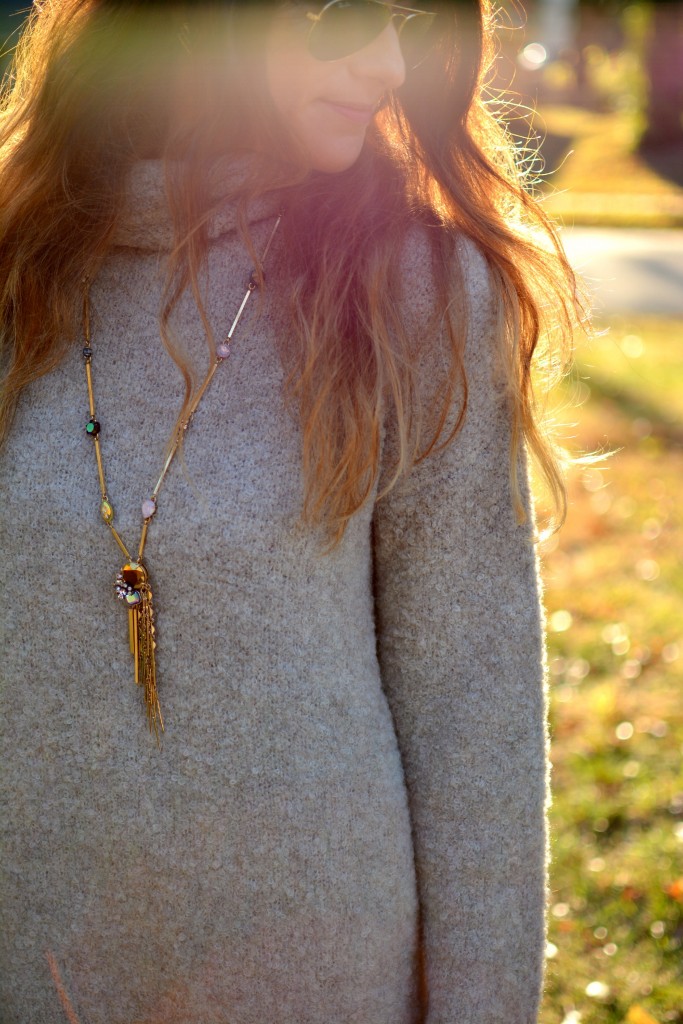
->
[372, 239, 549, 1024]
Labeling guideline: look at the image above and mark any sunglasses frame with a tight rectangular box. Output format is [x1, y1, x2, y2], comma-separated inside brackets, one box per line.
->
[304, 1, 437, 64]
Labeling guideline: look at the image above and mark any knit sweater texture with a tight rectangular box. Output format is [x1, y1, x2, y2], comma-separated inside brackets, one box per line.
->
[0, 161, 549, 1024]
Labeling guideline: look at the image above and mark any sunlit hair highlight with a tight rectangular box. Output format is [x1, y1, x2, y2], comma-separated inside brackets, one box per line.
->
[0, 0, 586, 545]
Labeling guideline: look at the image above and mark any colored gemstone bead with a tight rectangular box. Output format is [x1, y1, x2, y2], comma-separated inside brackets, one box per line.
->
[121, 562, 147, 587]
[124, 590, 142, 608]
[82, 346, 93, 360]
[86, 417, 100, 437]
[142, 498, 156, 519]
[216, 342, 231, 360]
[100, 499, 114, 524]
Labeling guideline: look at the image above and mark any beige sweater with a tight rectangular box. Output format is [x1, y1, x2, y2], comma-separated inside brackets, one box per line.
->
[0, 162, 549, 1024]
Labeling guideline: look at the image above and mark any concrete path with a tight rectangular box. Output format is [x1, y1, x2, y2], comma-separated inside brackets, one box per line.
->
[559, 227, 683, 316]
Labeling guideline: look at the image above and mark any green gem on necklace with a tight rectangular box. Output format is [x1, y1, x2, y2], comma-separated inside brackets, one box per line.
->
[86, 417, 100, 437]
[100, 499, 114, 524]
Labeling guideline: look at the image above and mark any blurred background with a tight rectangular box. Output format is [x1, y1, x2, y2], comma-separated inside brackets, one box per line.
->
[1, 1, 681, 1022]
[492, 5, 683, 1024]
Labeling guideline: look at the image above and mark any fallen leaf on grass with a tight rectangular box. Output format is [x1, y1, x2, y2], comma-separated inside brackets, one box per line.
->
[665, 877, 683, 902]
[626, 1005, 660, 1024]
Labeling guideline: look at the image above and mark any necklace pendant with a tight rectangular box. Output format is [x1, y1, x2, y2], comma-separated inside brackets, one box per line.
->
[115, 561, 163, 742]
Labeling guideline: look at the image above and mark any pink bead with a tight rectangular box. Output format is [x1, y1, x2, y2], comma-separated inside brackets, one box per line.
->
[216, 343, 231, 360]
[142, 499, 156, 519]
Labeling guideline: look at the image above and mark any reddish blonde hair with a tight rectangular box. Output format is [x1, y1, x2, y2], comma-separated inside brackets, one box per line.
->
[0, 0, 584, 544]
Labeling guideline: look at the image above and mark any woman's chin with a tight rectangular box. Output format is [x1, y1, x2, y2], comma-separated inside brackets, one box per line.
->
[303, 135, 368, 175]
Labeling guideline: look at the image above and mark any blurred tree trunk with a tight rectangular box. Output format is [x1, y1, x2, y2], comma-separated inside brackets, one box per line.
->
[640, 0, 683, 149]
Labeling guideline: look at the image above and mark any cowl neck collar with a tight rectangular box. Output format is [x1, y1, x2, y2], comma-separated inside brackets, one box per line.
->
[112, 157, 282, 252]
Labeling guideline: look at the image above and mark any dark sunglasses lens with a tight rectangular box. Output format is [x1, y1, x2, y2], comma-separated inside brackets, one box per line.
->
[307, 2, 393, 61]
[398, 11, 438, 68]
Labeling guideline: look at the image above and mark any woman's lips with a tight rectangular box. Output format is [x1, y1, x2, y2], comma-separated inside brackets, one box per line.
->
[321, 100, 376, 125]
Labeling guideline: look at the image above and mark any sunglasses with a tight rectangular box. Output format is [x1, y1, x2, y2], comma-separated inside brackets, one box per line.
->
[304, 1, 438, 66]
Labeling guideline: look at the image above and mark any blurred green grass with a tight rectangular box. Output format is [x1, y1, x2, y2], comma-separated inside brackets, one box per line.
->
[539, 317, 683, 1024]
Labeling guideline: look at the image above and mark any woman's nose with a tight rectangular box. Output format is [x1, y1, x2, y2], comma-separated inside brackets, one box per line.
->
[348, 22, 407, 90]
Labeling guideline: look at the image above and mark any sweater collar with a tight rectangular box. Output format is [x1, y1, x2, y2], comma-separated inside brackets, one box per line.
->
[112, 157, 282, 252]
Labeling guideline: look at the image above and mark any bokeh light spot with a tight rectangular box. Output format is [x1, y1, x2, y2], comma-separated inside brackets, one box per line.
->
[616, 721, 634, 740]
[635, 558, 660, 581]
[662, 643, 679, 663]
[518, 42, 548, 70]
[567, 658, 590, 681]
[621, 334, 644, 358]
[585, 980, 610, 999]
[642, 518, 661, 540]
[550, 610, 573, 632]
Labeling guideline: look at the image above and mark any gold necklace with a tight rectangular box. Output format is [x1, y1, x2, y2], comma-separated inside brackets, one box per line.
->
[82, 216, 281, 744]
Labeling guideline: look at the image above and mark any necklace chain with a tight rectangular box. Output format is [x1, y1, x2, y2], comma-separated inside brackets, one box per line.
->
[82, 215, 281, 743]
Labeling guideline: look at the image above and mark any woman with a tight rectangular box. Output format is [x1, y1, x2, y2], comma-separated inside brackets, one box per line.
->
[0, 2, 581, 1022]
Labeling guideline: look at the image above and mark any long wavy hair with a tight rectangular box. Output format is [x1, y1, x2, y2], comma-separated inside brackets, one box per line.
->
[0, 0, 584, 544]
